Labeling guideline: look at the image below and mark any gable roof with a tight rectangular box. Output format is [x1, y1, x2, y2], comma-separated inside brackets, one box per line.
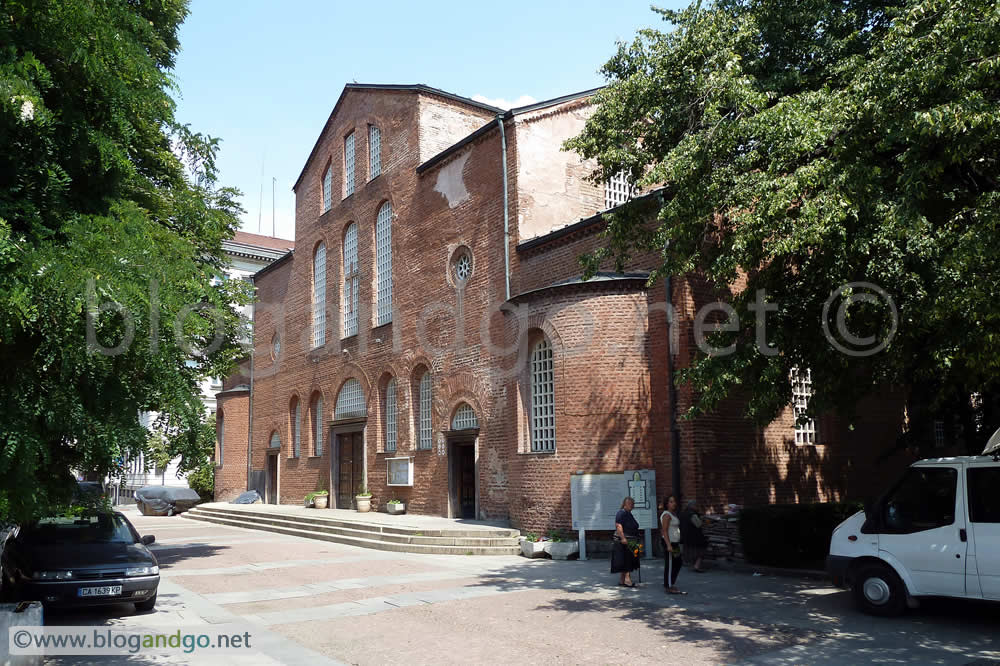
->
[293, 84, 505, 191]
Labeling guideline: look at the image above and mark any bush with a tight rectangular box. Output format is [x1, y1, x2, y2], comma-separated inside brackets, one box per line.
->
[186, 463, 215, 503]
[738, 502, 864, 568]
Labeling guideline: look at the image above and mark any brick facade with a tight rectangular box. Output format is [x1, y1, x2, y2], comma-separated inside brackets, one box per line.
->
[218, 83, 915, 533]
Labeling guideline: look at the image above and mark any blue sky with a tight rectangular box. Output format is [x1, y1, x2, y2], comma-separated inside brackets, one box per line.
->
[171, 1, 685, 240]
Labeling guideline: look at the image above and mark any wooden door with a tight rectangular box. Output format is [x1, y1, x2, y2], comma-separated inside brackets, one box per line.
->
[337, 432, 363, 509]
[266, 455, 278, 504]
[458, 445, 475, 519]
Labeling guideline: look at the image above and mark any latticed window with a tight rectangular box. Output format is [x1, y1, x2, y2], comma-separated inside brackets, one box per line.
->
[530, 339, 555, 452]
[418, 372, 432, 450]
[791, 368, 817, 445]
[344, 132, 355, 196]
[384, 378, 397, 453]
[335, 378, 366, 419]
[312, 243, 326, 347]
[604, 171, 631, 209]
[343, 223, 359, 337]
[292, 399, 301, 457]
[934, 420, 946, 449]
[269, 432, 280, 449]
[452, 403, 479, 431]
[313, 395, 325, 456]
[369, 125, 381, 179]
[322, 165, 332, 213]
[375, 202, 392, 325]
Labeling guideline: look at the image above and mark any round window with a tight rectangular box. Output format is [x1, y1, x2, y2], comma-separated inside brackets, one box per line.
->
[453, 252, 472, 284]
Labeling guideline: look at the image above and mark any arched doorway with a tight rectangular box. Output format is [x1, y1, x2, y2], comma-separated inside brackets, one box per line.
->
[448, 403, 479, 520]
[332, 378, 367, 509]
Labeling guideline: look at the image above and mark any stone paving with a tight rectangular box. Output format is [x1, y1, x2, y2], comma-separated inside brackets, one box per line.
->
[34, 506, 1000, 665]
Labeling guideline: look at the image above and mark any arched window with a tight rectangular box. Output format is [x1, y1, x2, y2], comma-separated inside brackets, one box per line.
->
[343, 223, 358, 337]
[344, 132, 355, 196]
[530, 339, 555, 452]
[384, 378, 397, 452]
[335, 378, 366, 419]
[311, 393, 325, 456]
[451, 403, 478, 431]
[216, 409, 225, 466]
[417, 371, 432, 450]
[369, 125, 381, 179]
[312, 243, 326, 347]
[322, 164, 332, 213]
[269, 432, 280, 449]
[375, 202, 392, 325]
[290, 396, 301, 458]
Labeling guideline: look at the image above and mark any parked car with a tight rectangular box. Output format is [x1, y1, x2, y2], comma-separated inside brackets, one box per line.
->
[0, 511, 159, 610]
[134, 485, 201, 516]
[828, 450, 1000, 616]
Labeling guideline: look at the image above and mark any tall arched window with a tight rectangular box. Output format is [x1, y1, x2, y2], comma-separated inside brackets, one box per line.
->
[343, 223, 359, 337]
[311, 393, 325, 456]
[384, 378, 397, 453]
[312, 243, 326, 347]
[290, 396, 301, 458]
[417, 371, 432, 450]
[322, 164, 332, 213]
[369, 125, 381, 179]
[344, 132, 355, 196]
[375, 202, 392, 325]
[530, 339, 555, 452]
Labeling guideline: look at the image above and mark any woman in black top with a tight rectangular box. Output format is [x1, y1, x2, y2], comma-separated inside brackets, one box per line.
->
[610, 496, 640, 587]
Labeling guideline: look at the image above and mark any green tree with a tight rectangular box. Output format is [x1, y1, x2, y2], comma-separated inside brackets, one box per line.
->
[567, 0, 1000, 447]
[0, 1, 248, 521]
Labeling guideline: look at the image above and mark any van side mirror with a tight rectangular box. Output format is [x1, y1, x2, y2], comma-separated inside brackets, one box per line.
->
[141, 535, 155, 546]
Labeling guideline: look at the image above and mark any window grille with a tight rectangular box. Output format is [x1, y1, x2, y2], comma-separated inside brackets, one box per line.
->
[335, 378, 366, 419]
[269, 432, 280, 449]
[604, 171, 631, 209]
[452, 403, 479, 431]
[293, 400, 301, 457]
[376, 203, 393, 325]
[385, 378, 397, 452]
[322, 165, 332, 213]
[530, 340, 555, 452]
[418, 372, 432, 450]
[453, 253, 471, 283]
[344, 133, 355, 196]
[369, 125, 381, 179]
[343, 224, 358, 337]
[314, 396, 324, 456]
[312, 243, 326, 347]
[934, 420, 946, 449]
[791, 368, 817, 445]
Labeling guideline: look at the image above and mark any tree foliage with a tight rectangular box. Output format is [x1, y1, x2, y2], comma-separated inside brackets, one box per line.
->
[0, 1, 248, 521]
[567, 0, 1000, 447]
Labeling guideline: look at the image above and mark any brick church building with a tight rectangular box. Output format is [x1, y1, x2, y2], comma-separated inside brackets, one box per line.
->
[215, 83, 917, 532]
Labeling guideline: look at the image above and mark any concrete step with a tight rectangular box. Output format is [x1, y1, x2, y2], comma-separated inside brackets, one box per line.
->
[181, 511, 521, 556]
[188, 505, 518, 539]
[184, 509, 517, 548]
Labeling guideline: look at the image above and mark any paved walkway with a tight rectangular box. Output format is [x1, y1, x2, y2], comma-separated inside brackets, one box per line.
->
[36, 507, 1000, 665]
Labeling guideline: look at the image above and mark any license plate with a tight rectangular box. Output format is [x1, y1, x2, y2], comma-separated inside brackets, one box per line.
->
[78, 585, 122, 597]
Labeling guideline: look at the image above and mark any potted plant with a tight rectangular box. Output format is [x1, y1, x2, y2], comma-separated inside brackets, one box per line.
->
[545, 529, 579, 560]
[519, 532, 549, 558]
[386, 498, 406, 515]
[305, 490, 328, 509]
[355, 484, 372, 513]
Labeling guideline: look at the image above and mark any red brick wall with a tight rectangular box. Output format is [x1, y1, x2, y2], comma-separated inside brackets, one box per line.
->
[215, 389, 248, 501]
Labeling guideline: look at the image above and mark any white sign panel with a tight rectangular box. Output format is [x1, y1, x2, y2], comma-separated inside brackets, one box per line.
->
[570, 473, 624, 531]
[625, 469, 657, 530]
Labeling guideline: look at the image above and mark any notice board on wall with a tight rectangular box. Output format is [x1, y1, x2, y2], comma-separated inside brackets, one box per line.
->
[570, 470, 657, 531]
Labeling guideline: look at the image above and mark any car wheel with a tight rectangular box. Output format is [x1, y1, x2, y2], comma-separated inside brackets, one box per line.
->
[852, 563, 906, 616]
[135, 594, 156, 612]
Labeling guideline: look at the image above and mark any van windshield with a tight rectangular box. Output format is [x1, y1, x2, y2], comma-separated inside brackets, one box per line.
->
[882, 467, 957, 533]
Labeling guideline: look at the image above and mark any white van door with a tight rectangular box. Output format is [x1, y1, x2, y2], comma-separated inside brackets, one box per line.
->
[967, 463, 1000, 599]
[877, 465, 967, 597]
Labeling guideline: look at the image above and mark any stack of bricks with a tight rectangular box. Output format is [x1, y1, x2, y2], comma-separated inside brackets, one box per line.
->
[701, 513, 744, 563]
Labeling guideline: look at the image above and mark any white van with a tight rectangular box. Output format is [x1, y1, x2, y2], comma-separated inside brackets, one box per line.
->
[827, 452, 1000, 615]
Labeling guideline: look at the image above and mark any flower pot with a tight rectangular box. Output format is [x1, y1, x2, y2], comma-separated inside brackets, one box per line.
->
[356, 495, 372, 512]
[519, 537, 549, 558]
[547, 541, 579, 560]
[313, 495, 328, 509]
[386, 502, 405, 515]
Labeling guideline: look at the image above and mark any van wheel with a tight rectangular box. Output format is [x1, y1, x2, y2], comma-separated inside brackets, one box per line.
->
[852, 563, 906, 616]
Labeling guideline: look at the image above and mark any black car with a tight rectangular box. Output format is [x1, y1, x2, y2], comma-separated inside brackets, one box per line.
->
[0, 511, 159, 611]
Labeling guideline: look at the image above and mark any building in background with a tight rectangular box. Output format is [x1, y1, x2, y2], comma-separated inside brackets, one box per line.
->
[113, 232, 294, 504]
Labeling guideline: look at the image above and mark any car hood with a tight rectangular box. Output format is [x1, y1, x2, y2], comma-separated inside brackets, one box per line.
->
[24, 543, 155, 571]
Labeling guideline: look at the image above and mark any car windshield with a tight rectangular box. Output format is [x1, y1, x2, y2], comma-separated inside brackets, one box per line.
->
[24, 514, 135, 545]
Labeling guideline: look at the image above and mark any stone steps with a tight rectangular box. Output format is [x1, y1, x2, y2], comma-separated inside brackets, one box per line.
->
[183, 506, 521, 556]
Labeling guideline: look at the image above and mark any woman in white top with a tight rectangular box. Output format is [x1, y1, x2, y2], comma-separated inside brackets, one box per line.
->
[660, 495, 685, 594]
